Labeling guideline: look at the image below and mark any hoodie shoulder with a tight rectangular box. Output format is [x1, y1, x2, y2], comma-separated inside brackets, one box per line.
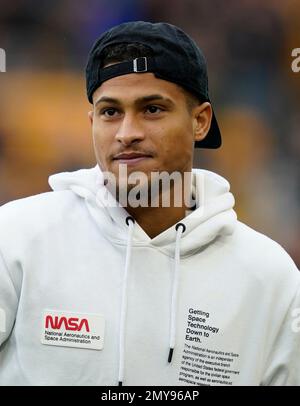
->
[0, 190, 81, 239]
[227, 220, 299, 280]
[0, 190, 77, 216]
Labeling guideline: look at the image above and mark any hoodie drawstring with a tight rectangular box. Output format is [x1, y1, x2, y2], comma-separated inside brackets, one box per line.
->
[118, 216, 135, 386]
[118, 218, 186, 385]
[168, 222, 186, 363]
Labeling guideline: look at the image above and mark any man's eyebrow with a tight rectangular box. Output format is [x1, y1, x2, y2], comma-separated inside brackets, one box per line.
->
[135, 95, 175, 106]
[94, 94, 175, 108]
[95, 96, 120, 107]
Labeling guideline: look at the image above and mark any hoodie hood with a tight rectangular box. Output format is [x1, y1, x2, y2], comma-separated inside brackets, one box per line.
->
[49, 165, 237, 257]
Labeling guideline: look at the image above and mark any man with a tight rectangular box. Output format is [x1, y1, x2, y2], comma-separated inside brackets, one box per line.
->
[0, 21, 299, 386]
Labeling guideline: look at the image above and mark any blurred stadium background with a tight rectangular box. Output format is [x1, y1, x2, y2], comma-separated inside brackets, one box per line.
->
[0, 0, 299, 266]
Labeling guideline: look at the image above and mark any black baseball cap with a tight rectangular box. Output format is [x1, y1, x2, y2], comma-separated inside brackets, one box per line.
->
[85, 21, 221, 149]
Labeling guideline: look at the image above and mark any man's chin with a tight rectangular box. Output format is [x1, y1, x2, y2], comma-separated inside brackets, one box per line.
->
[104, 176, 152, 208]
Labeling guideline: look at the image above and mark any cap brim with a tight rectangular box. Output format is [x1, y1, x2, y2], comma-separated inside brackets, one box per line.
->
[195, 109, 222, 149]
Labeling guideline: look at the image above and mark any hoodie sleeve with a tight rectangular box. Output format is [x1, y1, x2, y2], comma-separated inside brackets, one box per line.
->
[261, 279, 300, 386]
[0, 248, 18, 346]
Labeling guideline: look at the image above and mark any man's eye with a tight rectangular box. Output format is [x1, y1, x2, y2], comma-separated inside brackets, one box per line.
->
[101, 108, 118, 117]
[146, 105, 163, 114]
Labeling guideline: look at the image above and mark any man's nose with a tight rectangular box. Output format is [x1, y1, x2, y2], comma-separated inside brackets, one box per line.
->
[115, 114, 145, 146]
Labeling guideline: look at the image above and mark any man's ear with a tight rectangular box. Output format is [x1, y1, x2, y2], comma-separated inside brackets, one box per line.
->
[193, 102, 212, 143]
[88, 110, 94, 126]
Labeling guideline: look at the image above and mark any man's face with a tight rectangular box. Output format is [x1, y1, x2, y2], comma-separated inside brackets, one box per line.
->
[89, 72, 206, 199]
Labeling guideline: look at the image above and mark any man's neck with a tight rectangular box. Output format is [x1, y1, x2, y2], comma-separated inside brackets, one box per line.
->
[125, 176, 193, 238]
[126, 205, 189, 239]
[108, 170, 194, 238]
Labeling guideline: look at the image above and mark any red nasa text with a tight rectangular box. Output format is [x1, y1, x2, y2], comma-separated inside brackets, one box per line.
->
[45, 315, 90, 332]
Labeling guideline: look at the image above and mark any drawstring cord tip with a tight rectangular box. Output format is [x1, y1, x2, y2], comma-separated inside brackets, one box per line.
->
[168, 348, 174, 363]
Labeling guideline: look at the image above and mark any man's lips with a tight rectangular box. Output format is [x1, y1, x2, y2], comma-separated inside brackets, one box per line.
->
[113, 152, 153, 165]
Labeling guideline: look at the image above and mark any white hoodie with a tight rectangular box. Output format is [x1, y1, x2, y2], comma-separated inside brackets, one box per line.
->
[0, 165, 299, 386]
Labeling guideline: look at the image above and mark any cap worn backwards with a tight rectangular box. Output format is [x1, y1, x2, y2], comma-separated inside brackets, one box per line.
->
[85, 21, 221, 149]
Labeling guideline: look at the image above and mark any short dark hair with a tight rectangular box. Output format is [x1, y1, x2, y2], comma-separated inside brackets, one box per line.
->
[100, 43, 203, 112]
[101, 43, 153, 68]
